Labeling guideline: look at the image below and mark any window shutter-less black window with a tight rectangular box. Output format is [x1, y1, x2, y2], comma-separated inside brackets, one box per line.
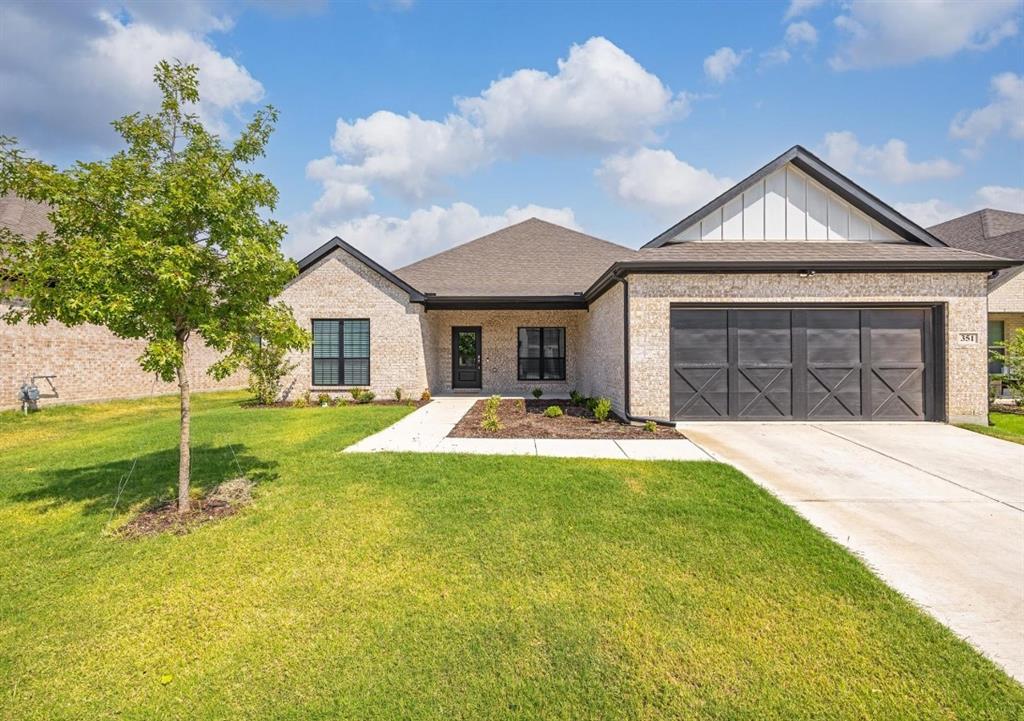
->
[518, 327, 565, 380]
[312, 319, 370, 386]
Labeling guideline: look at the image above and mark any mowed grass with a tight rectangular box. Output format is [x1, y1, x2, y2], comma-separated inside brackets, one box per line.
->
[959, 410, 1024, 445]
[1, 392, 1021, 721]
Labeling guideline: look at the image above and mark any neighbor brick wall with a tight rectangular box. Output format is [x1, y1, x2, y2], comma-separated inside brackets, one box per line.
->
[276, 249, 429, 401]
[989, 270, 1024, 314]
[626, 272, 990, 425]
[422, 309, 586, 396]
[0, 301, 245, 410]
[578, 281, 625, 413]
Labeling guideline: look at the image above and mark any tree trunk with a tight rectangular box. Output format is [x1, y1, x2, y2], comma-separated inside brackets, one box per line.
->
[176, 341, 192, 514]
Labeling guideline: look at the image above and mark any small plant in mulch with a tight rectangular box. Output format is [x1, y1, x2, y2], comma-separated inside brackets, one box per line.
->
[293, 391, 311, 408]
[569, 389, 584, 406]
[481, 394, 503, 431]
[543, 405, 563, 418]
[116, 477, 255, 539]
[350, 388, 376, 404]
[394, 387, 403, 401]
[420, 389, 432, 402]
[317, 393, 331, 407]
[593, 397, 612, 423]
[531, 388, 543, 399]
[643, 420, 657, 433]
[516, 398, 526, 412]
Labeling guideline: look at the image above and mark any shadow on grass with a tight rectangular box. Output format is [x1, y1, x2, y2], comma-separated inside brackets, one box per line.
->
[12, 444, 278, 517]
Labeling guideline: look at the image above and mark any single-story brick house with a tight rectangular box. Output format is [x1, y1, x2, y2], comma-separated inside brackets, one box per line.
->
[928, 208, 1024, 381]
[279, 146, 1017, 425]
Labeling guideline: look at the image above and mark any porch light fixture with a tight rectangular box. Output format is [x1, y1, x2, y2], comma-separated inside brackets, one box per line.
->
[798, 270, 816, 278]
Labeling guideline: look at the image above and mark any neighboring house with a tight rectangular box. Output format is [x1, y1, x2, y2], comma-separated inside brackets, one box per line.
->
[0, 194, 245, 410]
[928, 209, 1024, 381]
[279, 145, 1016, 425]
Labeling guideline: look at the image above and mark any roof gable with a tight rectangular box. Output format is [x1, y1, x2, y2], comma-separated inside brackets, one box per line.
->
[295, 236, 425, 302]
[644, 146, 946, 248]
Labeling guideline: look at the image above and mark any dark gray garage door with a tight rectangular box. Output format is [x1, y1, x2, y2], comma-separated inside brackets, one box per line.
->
[670, 307, 940, 421]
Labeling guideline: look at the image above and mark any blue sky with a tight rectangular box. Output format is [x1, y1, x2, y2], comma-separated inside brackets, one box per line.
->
[2, 0, 1022, 265]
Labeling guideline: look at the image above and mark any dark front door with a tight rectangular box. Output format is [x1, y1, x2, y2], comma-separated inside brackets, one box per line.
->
[670, 307, 938, 421]
[452, 327, 482, 388]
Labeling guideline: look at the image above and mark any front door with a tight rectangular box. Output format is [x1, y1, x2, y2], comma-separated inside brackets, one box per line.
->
[452, 327, 482, 389]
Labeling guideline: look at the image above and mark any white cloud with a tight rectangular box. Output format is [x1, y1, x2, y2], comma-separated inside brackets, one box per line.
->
[784, 0, 825, 21]
[950, 72, 1024, 154]
[759, 47, 792, 68]
[703, 47, 747, 83]
[820, 131, 961, 184]
[0, 2, 265, 151]
[895, 185, 1024, 227]
[457, 37, 690, 152]
[287, 202, 580, 267]
[830, 0, 1020, 70]
[596, 147, 734, 222]
[785, 21, 818, 46]
[304, 36, 690, 226]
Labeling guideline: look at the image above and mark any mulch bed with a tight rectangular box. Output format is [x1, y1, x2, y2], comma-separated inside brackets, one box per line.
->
[449, 399, 672, 439]
[247, 399, 429, 409]
[117, 478, 253, 539]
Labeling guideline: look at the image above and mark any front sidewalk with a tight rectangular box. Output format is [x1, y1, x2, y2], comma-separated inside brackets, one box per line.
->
[343, 397, 713, 461]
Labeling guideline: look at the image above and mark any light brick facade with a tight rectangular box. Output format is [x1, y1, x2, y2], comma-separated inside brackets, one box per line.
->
[626, 272, 990, 425]
[578, 281, 625, 413]
[0, 302, 245, 410]
[277, 248, 429, 401]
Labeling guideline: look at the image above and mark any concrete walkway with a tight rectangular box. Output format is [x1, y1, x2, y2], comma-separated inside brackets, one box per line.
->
[677, 421, 1024, 682]
[343, 397, 712, 461]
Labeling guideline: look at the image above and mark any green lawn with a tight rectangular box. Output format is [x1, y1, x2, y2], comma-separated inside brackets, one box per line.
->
[959, 410, 1024, 445]
[1, 392, 1021, 720]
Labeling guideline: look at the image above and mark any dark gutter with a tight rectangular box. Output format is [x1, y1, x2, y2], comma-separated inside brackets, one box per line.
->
[296, 236, 426, 302]
[423, 295, 588, 310]
[643, 145, 950, 249]
[621, 275, 630, 420]
[584, 257, 1020, 302]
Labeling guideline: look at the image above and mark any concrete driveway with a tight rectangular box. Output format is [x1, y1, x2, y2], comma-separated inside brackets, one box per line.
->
[677, 421, 1024, 682]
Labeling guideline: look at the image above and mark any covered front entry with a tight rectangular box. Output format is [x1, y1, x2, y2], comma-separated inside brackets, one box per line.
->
[670, 306, 942, 421]
[451, 326, 482, 389]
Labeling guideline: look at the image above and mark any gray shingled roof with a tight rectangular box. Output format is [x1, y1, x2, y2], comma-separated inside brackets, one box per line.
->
[0, 194, 53, 239]
[395, 218, 635, 296]
[634, 241, 1006, 265]
[929, 209, 1024, 260]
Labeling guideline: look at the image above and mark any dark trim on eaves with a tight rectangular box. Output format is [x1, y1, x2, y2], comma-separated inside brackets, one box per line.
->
[642, 145, 950, 249]
[423, 295, 588, 310]
[296, 236, 426, 302]
[583, 257, 1018, 302]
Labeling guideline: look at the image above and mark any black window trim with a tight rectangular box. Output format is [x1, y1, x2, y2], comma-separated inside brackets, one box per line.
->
[517, 326, 567, 381]
[311, 317, 371, 387]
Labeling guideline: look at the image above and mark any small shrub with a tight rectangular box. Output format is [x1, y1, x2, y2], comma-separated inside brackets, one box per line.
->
[317, 393, 331, 406]
[516, 398, 526, 412]
[585, 397, 599, 412]
[593, 397, 612, 423]
[485, 394, 502, 413]
[245, 342, 297, 406]
[481, 415, 502, 432]
[293, 391, 310, 409]
[569, 389, 584, 406]
[481, 394, 503, 431]
[350, 388, 375, 404]
[531, 388, 543, 399]
[420, 389, 431, 402]
[394, 387, 403, 401]
[643, 420, 657, 433]
[543, 405, 563, 418]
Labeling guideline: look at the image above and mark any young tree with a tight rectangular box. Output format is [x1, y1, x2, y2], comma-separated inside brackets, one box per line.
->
[0, 61, 309, 512]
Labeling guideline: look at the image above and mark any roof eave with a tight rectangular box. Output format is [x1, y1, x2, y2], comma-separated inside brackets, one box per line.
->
[583, 257, 1019, 301]
[423, 295, 588, 310]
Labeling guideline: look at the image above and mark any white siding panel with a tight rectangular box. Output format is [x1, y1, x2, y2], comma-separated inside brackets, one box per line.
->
[677, 222, 701, 241]
[871, 221, 899, 241]
[827, 195, 849, 240]
[764, 170, 786, 239]
[785, 167, 806, 240]
[701, 208, 722, 240]
[806, 180, 827, 240]
[849, 208, 870, 240]
[722, 196, 743, 239]
[743, 181, 765, 240]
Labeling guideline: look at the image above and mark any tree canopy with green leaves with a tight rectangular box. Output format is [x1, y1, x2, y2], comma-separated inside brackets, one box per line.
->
[1, 60, 308, 512]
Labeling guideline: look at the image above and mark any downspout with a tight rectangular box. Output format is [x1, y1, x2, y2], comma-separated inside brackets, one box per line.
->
[621, 274, 630, 419]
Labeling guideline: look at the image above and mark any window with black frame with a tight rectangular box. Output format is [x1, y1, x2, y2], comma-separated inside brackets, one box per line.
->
[518, 327, 565, 380]
[312, 319, 370, 385]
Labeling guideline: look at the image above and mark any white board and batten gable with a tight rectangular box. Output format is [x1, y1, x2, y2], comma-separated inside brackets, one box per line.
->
[671, 164, 902, 243]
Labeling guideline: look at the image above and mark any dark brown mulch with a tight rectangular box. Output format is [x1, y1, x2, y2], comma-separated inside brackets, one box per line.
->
[117, 478, 253, 539]
[991, 403, 1024, 416]
[449, 399, 670, 439]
